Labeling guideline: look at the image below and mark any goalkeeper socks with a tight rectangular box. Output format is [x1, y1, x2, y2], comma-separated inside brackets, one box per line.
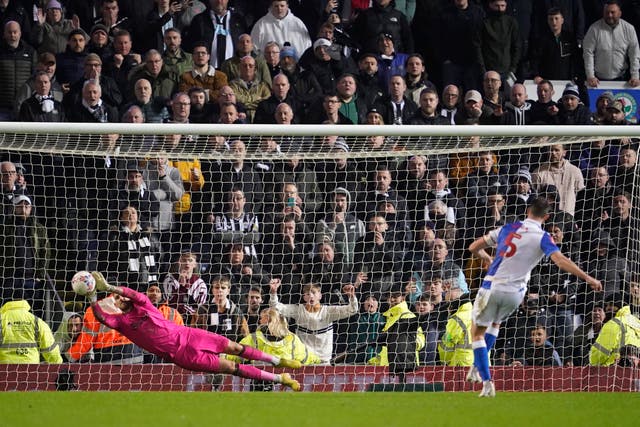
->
[484, 326, 499, 351]
[239, 344, 280, 365]
[236, 364, 279, 383]
[472, 340, 491, 382]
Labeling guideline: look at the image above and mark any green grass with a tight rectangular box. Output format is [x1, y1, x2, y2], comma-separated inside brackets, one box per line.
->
[2, 392, 638, 427]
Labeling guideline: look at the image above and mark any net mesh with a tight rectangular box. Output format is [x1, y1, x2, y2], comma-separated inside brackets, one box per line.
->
[1, 125, 639, 392]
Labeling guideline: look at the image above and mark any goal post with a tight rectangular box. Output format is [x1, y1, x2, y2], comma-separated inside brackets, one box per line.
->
[0, 123, 638, 392]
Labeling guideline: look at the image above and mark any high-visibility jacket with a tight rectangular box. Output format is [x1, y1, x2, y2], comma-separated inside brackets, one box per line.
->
[438, 301, 474, 366]
[0, 300, 62, 364]
[67, 300, 142, 363]
[229, 330, 322, 365]
[590, 306, 640, 366]
[169, 158, 204, 214]
[368, 301, 425, 367]
[158, 304, 184, 326]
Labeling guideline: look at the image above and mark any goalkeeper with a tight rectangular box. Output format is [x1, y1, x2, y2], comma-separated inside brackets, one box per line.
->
[85, 272, 302, 391]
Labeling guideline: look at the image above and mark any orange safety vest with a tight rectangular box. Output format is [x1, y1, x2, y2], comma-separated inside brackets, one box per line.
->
[67, 305, 133, 362]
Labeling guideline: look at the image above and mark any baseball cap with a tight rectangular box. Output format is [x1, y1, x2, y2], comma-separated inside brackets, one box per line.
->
[90, 24, 109, 36]
[46, 0, 62, 9]
[607, 100, 624, 113]
[464, 90, 482, 103]
[313, 38, 332, 50]
[12, 194, 32, 205]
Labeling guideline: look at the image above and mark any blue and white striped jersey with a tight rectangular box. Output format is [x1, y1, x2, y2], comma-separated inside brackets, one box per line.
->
[481, 219, 560, 291]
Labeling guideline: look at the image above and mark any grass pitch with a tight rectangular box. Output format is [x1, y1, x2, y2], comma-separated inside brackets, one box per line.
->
[2, 392, 637, 427]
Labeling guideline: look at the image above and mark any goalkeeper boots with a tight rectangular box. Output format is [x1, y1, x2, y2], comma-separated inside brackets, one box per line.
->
[466, 366, 482, 383]
[479, 381, 496, 398]
[281, 373, 301, 392]
[277, 358, 302, 369]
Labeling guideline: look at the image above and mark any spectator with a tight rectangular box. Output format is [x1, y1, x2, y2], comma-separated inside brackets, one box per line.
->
[220, 33, 272, 87]
[64, 53, 123, 111]
[350, 0, 414, 54]
[553, 83, 593, 125]
[67, 294, 144, 363]
[601, 189, 632, 255]
[532, 144, 585, 216]
[184, 0, 247, 66]
[404, 53, 435, 106]
[54, 30, 88, 90]
[143, 0, 184, 54]
[302, 37, 355, 95]
[254, 73, 302, 124]
[612, 146, 637, 194]
[356, 52, 384, 107]
[573, 302, 606, 366]
[0, 195, 50, 320]
[228, 55, 271, 122]
[481, 70, 505, 114]
[376, 32, 408, 91]
[505, 168, 536, 221]
[278, 42, 321, 109]
[18, 71, 66, 122]
[99, 205, 159, 290]
[208, 186, 261, 262]
[122, 78, 170, 123]
[603, 99, 633, 125]
[513, 323, 563, 366]
[269, 279, 358, 364]
[372, 75, 418, 125]
[192, 276, 249, 343]
[408, 87, 451, 126]
[454, 89, 500, 125]
[340, 294, 385, 364]
[0, 0, 33, 45]
[14, 52, 63, 116]
[304, 239, 350, 304]
[187, 86, 213, 123]
[110, 161, 160, 231]
[179, 43, 227, 102]
[464, 150, 507, 207]
[163, 251, 208, 324]
[502, 83, 534, 125]
[263, 40, 281, 79]
[208, 85, 248, 122]
[245, 286, 265, 333]
[0, 20, 36, 120]
[438, 0, 485, 92]
[128, 49, 178, 101]
[103, 29, 141, 96]
[161, 27, 193, 76]
[33, 0, 79, 54]
[67, 79, 119, 122]
[1, 161, 23, 215]
[315, 186, 366, 266]
[368, 285, 425, 382]
[87, 23, 114, 61]
[250, 0, 311, 58]
[93, 0, 131, 37]
[583, 0, 640, 88]
[53, 311, 84, 362]
[424, 170, 465, 233]
[215, 241, 270, 305]
[0, 298, 62, 363]
[584, 231, 627, 304]
[530, 79, 557, 124]
[530, 7, 583, 83]
[474, 0, 520, 82]
[262, 214, 307, 289]
[417, 237, 467, 293]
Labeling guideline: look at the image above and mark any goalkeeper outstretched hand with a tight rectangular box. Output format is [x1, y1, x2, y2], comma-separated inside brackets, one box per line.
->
[91, 271, 117, 293]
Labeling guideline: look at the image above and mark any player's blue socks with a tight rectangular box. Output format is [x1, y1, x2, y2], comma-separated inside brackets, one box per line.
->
[484, 326, 499, 351]
[472, 340, 491, 382]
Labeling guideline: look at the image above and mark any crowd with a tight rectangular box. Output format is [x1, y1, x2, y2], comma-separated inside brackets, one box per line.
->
[1, 0, 640, 373]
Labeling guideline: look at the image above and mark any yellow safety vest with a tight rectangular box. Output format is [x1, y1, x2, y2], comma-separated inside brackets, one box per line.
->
[0, 300, 62, 364]
[368, 301, 426, 366]
[590, 306, 640, 366]
[438, 301, 474, 366]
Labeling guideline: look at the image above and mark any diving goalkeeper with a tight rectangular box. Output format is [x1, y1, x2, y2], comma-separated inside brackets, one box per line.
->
[86, 272, 302, 391]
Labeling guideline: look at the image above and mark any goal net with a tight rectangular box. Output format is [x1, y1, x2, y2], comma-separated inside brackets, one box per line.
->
[1, 123, 639, 392]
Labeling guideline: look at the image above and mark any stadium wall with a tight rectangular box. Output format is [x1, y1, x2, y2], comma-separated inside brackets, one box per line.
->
[2, 365, 638, 392]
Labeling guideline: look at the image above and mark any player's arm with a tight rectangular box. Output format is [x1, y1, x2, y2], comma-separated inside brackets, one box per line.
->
[550, 251, 602, 291]
[91, 271, 144, 302]
[468, 234, 495, 266]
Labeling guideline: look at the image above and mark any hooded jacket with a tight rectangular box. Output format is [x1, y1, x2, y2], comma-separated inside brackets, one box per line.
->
[590, 306, 640, 366]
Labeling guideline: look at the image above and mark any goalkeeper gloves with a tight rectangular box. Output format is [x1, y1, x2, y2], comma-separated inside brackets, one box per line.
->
[91, 271, 117, 293]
